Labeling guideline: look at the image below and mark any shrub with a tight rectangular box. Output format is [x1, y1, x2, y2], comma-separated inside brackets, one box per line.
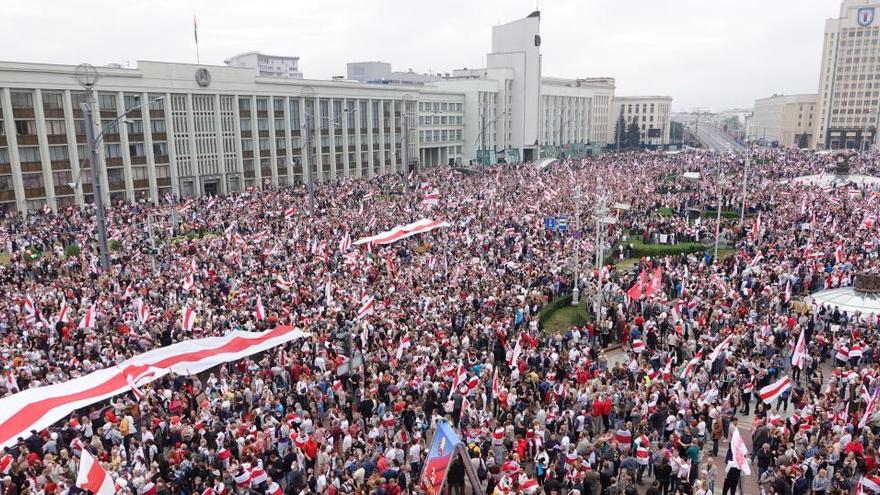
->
[65, 244, 81, 258]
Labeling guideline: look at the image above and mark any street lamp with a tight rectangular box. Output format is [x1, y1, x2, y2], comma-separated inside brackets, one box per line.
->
[73, 63, 163, 271]
[300, 86, 357, 216]
[687, 167, 725, 262]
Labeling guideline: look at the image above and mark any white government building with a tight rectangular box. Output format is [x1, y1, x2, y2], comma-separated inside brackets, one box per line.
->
[0, 11, 665, 214]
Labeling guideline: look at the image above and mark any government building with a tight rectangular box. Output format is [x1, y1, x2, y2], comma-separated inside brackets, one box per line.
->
[0, 11, 667, 214]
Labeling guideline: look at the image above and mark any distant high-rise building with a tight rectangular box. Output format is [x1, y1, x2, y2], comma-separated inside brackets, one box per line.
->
[814, 0, 880, 149]
[224, 51, 303, 79]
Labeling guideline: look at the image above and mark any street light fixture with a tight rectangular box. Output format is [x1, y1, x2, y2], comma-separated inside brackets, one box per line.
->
[300, 86, 357, 216]
[73, 62, 163, 271]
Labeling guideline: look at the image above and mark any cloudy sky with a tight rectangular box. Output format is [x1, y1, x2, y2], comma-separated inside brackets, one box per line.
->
[1, 0, 839, 111]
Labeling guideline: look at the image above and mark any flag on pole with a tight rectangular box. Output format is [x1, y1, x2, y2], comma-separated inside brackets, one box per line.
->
[791, 329, 807, 369]
[759, 376, 791, 404]
[356, 295, 375, 320]
[193, 15, 199, 44]
[729, 428, 752, 475]
[182, 306, 196, 332]
[76, 448, 117, 495]
[78, 304, 97, 329]
[255, 295, 266, 321]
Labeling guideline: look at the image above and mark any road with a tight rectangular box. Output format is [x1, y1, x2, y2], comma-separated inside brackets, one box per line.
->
[688, 123, 746, 153]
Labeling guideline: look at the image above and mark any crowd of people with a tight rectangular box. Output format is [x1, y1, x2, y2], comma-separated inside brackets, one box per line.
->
[0, 148, 879, 495]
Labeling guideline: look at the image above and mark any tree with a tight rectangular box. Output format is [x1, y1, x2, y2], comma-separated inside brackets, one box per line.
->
[670, 121, 684, 142]
[625, 121, 641, 149]
[797, 133, 809, 149]
[614, 114, 626, 148]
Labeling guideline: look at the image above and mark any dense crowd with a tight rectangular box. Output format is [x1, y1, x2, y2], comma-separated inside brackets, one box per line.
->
[1, 149, 880, 495]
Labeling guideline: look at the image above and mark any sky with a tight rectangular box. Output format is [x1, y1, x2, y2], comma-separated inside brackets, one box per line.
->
[0, 0, 842, 112]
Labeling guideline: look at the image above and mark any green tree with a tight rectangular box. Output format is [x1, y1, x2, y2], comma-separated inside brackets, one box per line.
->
[671, 121, 684, 141]
[614, 114, 626, 148]
[797, 133, 809, 149]
[625, 121, 641, 149]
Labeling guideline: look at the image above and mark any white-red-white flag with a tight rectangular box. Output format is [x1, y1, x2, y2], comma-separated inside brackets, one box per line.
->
[78, 304, 97, 329]
[395, 336, 411, 360]
[206, 197, 216, 209]
[729, 428, 752, 475]
[356, 295, 375, 320]
[759, 376, 791, 404]
[285, 207, 296, 220]
[339, 231, 351, 252]
[182, 274, 195, 292]
[791, 329, 807, 369]
[255, 295, 266, 321]
[57, 300, 69, 323]
[75, 448, 117, 495]
[182, 306, 196, 332]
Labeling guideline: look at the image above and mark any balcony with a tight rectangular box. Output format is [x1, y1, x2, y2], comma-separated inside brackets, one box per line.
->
[44, 108, 64, 119]
[99, 110, 116, 119]
[244, 170, 255, 179]
[242, 150, 253, 159]
[259, 150, 270, 157]
[133, 179, 150, 189]
[152, 132, 167, 141]
[149, 110, 165, 120]
[128, 133, 144, 142]
[106, 157, 123, 167]
[47, 135, 67, 145]
[76, 134, 88, 144]
[154, 155, 169, 163]
[131, 156, 147, 165]
[51, 161, 71, 171]
[0, 164, 10, 174]
[156, 178, 171, 187]
[0, 190, 15, 201]
[239, 110, 251, 118]
[241, 130, 252, 139]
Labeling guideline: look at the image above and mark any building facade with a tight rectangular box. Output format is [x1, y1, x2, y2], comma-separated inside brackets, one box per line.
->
[0, 61, 464, 214]
[751, 94, 817, 146]
[224, 52, 303, 79]
[610, 96, 673, 145]
[813, 0, 880, 149]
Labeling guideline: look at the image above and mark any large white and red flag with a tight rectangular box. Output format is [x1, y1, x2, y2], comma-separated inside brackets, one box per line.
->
[835, 240, 845, 264]
[353, 218, 450, 246]
[0, 326, 309, 449]
[78, 304, 97, 329]
[729, 428, 752, 475]
[626, 270, 647, 301]
[339, 231, 352, 252]
[76, 447, 117, 495]
[791, 329, 807, 369]
[860, 389, 879, 429]
[709, 334, 734, 362]
[759, 376, 791, 404]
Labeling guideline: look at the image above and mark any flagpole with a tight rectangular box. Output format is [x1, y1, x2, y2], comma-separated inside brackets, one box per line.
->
[193, 15, 200, 64]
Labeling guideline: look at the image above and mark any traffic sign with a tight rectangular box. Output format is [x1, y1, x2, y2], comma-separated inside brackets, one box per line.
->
[544, 217, 557, 230]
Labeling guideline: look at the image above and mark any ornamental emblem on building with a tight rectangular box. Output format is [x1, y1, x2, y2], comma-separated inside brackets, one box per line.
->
[858, 7, 875, 27]
[195, 68, 211, 87]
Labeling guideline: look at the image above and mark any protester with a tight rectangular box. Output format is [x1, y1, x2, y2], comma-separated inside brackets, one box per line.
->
[0, 148, 879, 495]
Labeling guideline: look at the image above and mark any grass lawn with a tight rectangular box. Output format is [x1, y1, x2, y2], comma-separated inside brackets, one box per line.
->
[0, 253, 9, 265]
[630, 238, 706, 258]
[542, 298, 590, 335]
[658, 207, 675, 217]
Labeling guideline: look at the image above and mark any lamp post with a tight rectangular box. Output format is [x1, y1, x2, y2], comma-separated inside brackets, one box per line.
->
[593, 187, 612, 323]
[739, 154, 749, 226]
[300, 86, 357, 216]
[714, 166, 725, 262]
[571, 185, 582, 305]
[73, 63, 163, 271]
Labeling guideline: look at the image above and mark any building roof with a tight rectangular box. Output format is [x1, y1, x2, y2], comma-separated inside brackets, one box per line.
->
[224, 51, 300, 63]
[805, 287, 880, 317]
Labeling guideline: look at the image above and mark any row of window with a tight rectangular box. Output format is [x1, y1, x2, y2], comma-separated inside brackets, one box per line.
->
[419, 129, 464, 143]
[418, 102, 463, 113]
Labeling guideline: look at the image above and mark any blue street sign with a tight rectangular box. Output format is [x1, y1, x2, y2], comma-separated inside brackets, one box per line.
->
[557, 217, 568, 232]
[544, 217, 557, 230]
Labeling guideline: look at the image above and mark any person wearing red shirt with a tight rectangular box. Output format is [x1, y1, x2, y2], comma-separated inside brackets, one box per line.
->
[845, 438, 864, 456]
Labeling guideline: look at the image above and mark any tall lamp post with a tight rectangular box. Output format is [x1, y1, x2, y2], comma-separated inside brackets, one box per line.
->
[73, 63, 163, 271]
[593, 187, 615, 322]
[714, 166, 725, 262]
[300, 86, 357, 216]
[571, 185, 582, 305]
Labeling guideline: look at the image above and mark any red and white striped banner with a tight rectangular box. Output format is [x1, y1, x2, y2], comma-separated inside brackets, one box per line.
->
[759, 376, 791, 404]
[353, 218, 450, 246]
[0, 326, 308, 449]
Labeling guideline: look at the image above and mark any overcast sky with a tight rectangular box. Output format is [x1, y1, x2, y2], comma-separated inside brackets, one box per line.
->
[1, 0, 841, 111]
